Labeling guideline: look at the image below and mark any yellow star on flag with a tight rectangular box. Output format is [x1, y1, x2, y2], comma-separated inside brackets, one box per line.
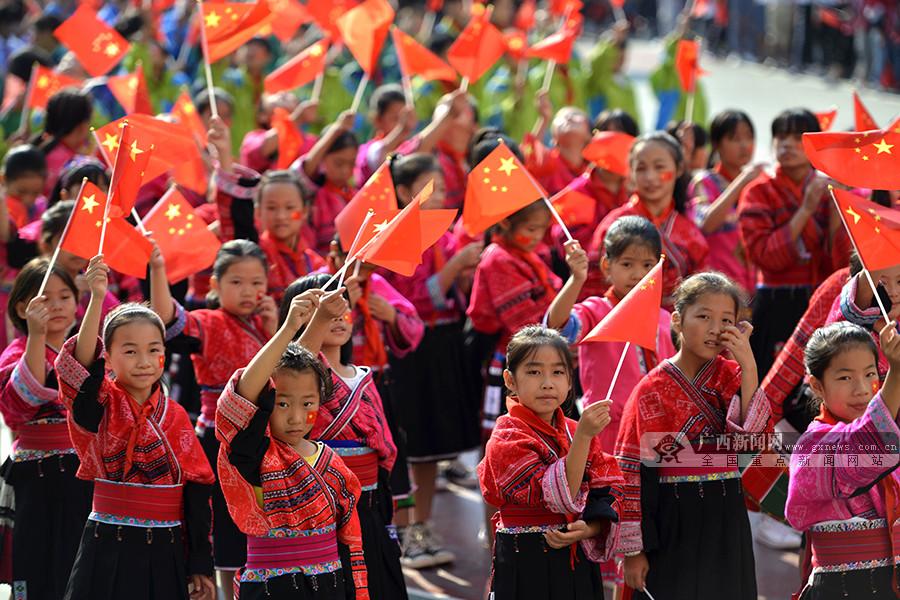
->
[165, 203, 182, 221]
[37, 75, 49, 89]
[845, 206, 861, 225]
[205, 10, 221, 28]
[101, 133, 120, 154]
[81, 194, 99, 214]
[498, 157, 517, 176]
[129, 140, 144, 162]
[873, 138, 894, 155]
[372, 220, 390, 234]
[104, 42, 120, 57]
[310, 43, 324, 56]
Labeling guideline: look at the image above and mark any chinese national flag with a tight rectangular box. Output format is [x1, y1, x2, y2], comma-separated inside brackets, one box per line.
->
[462, 140, 545, 236]
[106, 64, 153, 115]
[336, 161, 399, 252]
[173, 155, 209, 195]
[391, 27, 457, 83]
[426, 0, 442, 11]
[504, 30, 528, 62]
[53, 5, 130, 76]
[143, 187, 221, 283]
[675, 39, 704, 93]
[95, 114, 198, 185]
[62, 182, 152, 278]
[335, 0, 395, 76]
[201, 1, 273, 63]
[514, 0, 535, 31]
[889, 115, 900, 134]
[267, 0, 312, 42]
[832, 188, 900, 271]
[107, 122, 153, 216]
[26, 66, 82, 110]
[582, 131, 635, 178]
[264, 38, 329, 94]
[271, 107, 303, 169]
[802, 130, 900, 190]
[582, 258, 664, 349]
[172, 90, 207, 146]
[815, 108, 837, 132]
[549, 180, 596, 227]
[307, 0, 358, 42]
[526, 23, 578, 63]
[550, 0, 582, 16]
[853, 91, 879, 132]
[447, 5, 506, 85]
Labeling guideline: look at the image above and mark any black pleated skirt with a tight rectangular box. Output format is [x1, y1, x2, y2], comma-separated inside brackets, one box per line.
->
[798, 565, 897, 600]
[490, 530, 604, 600]
[201, 426, 247, 570]
[374, 371, 411, 500]
[63, 521, 189, 600]
[2, 454, 93, 600]
[750, 286, 811, 382]
[390, 322, 480, 461]
[236, 570, 347, 600]
[633, 477, 757, 600]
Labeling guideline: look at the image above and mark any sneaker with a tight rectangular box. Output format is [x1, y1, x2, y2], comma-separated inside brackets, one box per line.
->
[420, 523, 455, 566]
[753, 513, 802, 550]
[443, 459, 479, 489]
[400, 523, 438, 569]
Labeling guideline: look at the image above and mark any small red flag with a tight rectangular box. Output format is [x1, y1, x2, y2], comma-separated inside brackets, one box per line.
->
[802, 130, 900, 190]
[550, 0, 582, 16]
[391, 27, 457, 83]
[25, 66, 82, 111]
[889, 115, 900, 135]
[95, 114, 198, 184]
[581, 258, 664, 349]
[833, 188, 900, 272]
[264, 38, 329, 94]
[514, 0, 536, 31]
[582, 131, 635, 178]
[462, 140, 545, 236]
[107, 122, 153, 217]
[201, 1, 273, 63]
[307, 0, 358, 42]
[815, 108, 837, 132]
[336, 161, 399, 252]
[526, 24, 578, 63]
[266, 0, 312, 42]
[426, 0, 443, 11]
[335, 0, 395, 76]
[674, 39, 704, 93]
[447, 5, 506, 85]
[53, 5, 130, 76]
[853, 91, 879, 132]
[106, 64, 153, 115]
[144, 187, 221, 283]
[172, 90, 207, 146]
[549, 180, 596, 227]
[271, 107, 304, 170]
[504, 30, 528, 62]
[62, 182, 152, 278]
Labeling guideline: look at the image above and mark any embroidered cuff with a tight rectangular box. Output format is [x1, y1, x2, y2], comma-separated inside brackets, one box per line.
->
[727, 387, 772, 434]
[616, 520, 643, 555]
[55, 336, 101, 391]
[580, 520, 620, 563]
[216, 163, 260, 200]
[426, 274, 449, 311]
[840, 274, 880, 327]
[218, 370, 260, 431]
[11, 359, 57, 406]
[165, 300, 188, 341]
[555, 313, 581, 343]
[542, 457, 587, 514]
[385, 312, 423, 359]
[866, 393, 900, 448]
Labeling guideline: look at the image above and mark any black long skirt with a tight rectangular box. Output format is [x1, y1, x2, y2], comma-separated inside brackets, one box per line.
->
[632, 477, 757, 600]
[490, 530, 604, 599]
[2, 454, 93, 600]
[374, 371, 412, 501]
[237, 570, 347, 600]
[338, 472, 407, 600]
[749, 286, 811, 382]
[390, 322, 480, 461]
[201, 426, 247, 570]
[799, 565, 897, 599]
[63, 521, 190, 600]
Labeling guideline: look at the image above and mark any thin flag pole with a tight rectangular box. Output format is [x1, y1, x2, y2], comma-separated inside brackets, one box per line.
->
[38, 177, 87, 296]
[338, 209, 375, 288]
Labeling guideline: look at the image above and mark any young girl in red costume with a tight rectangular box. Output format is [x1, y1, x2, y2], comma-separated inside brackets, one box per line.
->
[285, 274, 407, 600]
[238, 93, 318, 174]
[589, 132, 709, 306]
[151, 239, 277, 598]
[216, 288, 369, 599]
[56, 256, 215, 600]
[478, 325, 624, 599]
[0, 259, 92, 600]
[616, 273, 772, 600]
[524, 92, 592, 198]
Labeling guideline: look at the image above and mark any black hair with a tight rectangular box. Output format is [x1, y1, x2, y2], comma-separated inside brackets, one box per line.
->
[279, 274, 352, 364]
[114, 10, 145, 39]
[207, 240, 268, 309]
[7, 47, 52, 81]
[771, 108, 820, 138]
[666, 120, 708, 152]
[501, 200, 551, 233]
[275, 342, 334, 401]
[805, 321, 877, 380]
[593, 109, 639, 137]
[389, 153, 440, 204]
[709, 110, 755, 148]
[427, 31, 454, 57]
[48, 158, 110, 207]
[849, 250, 863, 277]
[7, 257, 78, 333]
[246, 36, 274, 55]
[369, 84, 406, 118]
[195, 87, 235, 117]
[0, 1, 25, 26]
[673, 272, 744, 317]
[102, 302, 166, 349]
[630, 131, 689, 214]
[467, 129, 524, 167]
[1, 144, 47, 181]
[33, 13, 62, 33]
[34, 89, 92, 154]
[505, 325, 575, 406]
[603, 215, 662, 260]
[40, 200, 73, 247]
[321, 126, 359, 155]
[871, 190, 892, 208]
[257, 169, 312, 208]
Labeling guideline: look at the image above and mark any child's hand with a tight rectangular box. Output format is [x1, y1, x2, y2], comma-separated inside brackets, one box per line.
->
[344, 275, 362, 307]
[624, 553, 649, 591]
[399, 104, 417, 132]
[207, 116, 232, 170]
[720, 321, 754, 368]
[25, 295, 50, 336]
[576, 399, 611, 438]
[536, 89, 553, 123]
[336, 110, 356, 132]
[367, 293, 397, 324]
[285, 289, 323, 331]
[564, 240, 588, 283]
[256, 294, 279, 331]
[148, 239, 165, 270]
[454, 241, 483, 271]
[738, 161, 767, 184]
[188, 574, 215, 600]
[879, 320, 900, 369]
[315, 287, 349, 320]
[801, 175, 829, 214]
[84, 255, 109, 299]
[543, 520, 604, 549]
[292, 99, 319, 126]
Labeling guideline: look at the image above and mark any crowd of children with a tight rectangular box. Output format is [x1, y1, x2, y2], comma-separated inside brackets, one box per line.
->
[0, 0, 898, 599]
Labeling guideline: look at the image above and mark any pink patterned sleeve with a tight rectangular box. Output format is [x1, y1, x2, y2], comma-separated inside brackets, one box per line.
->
[0, 358, 58, 428]
[726, 387, 773, 434]
[239, 129, 271, 173]
[370, 275, 424, 358]
[215, 369, 260, 446]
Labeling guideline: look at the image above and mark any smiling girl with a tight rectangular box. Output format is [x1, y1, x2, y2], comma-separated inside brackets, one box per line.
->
[616, 272, 772, 600]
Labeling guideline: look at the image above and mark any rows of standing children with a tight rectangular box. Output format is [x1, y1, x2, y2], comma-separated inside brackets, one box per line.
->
[0, 0, 899, 599]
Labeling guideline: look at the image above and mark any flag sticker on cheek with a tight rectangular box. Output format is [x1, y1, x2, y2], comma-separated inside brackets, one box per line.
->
[872, 379, 880, 396]
[291, 210, 303, 221]
[158, 355, 166, 370]
[513, 234, 533, 248]
[659, 171, 675, 182]
[306, 411, 317, 426]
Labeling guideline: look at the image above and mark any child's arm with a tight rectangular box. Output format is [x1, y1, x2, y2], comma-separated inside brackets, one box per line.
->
[720, 321, 758, 421]
[235, 290, 321, 401]
[297, 288, 349, 356]
[878, 321, 900, 420]
[434, 241, 482, 295]
[207, 116, 234, 174]
[74, 256, 109, 367]
[546, 241, 588, 330]
[148, 241, 175, 326]
[695, 163, 765, 234]
[371, 104, 417, 166]
[302, 110, 356, 179]
[566, 400, 612, 498]
[22, 296, 51, 385]
[530, 90, 553, 143]
[256, 100, 319, 159]
[415, 90, 468, 155]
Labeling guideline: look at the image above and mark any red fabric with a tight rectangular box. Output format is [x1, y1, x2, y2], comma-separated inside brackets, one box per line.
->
[310, 182, 354, 256]
[446, 6, 506, 84]
[853, 91, 880, 131]
[336, 161, 398, 253]
[143, 188, 220, 283]
[355, 285, 389, 369]
[306, 0, 358, 42]
[833, 188, 900, 271]
[391, 27, 457, 83]
[92, 479, 184, 521]
[582, 259, 663, 349]
[339, 451, 379, 488]
[26, 66, 82, 110]
[525, 23, 578, 63]
[271, 107, 304, 170]
[264, 38, 328, 94]
[15, 422, 73, 451]
[172, 90, 207, 146]
[53, 5, 130, 76]
[259, 231, 325, 303]
[674, 39, 703, 93]
[95, 114, 199, 185]
[514, 0, 536, 31]
[267, 0, 312, 42]
[802, 130, 900, 191]
[582, 132, 635, 178]
[107, 121, 153, 216]
[106, 65, 153, 115]
[815, 108, 837, 132]
[245, 530, 339, 570]
[200, 1, 272, 63]
[335, 0, 394, 75]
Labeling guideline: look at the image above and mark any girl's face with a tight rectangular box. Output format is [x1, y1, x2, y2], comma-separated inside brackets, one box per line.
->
[603, 243, 658, 298]
[257, 182, 306, 244]
[773, 133, 810, 170]
[399, 171, 446, 210]
[269, 369, 321, 448]
[445, 102, 475, 152]
[553, 109, 591, 151]
[321, 309, 353, 348]
[6, 173, 45, 207]
[212, 258, 268, 317]
[40, 274, 77, 335]
[323, 146, 358, 188]
[673, 292, 738, 362]
[106, 321, 165, 396]
[631, 141, 680, 207]
[878, 264, 900, 306]
[502, 345, 571, 424]
[716, 121, 755, 170]
[503, 208, 551, 253]
[373, 100, 405, 135]
[809, 345, 878, 423]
